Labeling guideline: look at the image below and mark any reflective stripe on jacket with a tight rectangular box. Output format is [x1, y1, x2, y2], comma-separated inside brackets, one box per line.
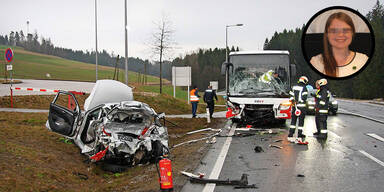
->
[315, 87, 330, 113]
[290, 83, 308, 107]
[190, 89, 199, 102]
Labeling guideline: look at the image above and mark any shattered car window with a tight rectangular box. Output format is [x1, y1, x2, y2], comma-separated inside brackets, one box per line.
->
[108, 110, 152, 128]
[229, 54, 290, 96]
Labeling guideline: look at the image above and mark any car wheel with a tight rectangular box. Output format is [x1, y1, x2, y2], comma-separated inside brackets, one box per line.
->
[101, 162, 130, 173]
[151, 141, 170, 162]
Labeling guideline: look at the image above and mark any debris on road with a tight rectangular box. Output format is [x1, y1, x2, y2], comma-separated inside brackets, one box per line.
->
[296, 140, 309, 145]
[186, 128, 221, 135]
[172, 130, 222, 148]
[297, 174, 305, 177]
[181, 171, 257, 188]
[260, 138, 269, 141]
[206, 137, 217, 144]
[254, 146, 264, 153]
[269, 144, 283, 149]
[273, 139, 283, 143]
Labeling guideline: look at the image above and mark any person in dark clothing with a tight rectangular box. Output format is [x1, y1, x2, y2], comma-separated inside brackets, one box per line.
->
[288, 76, 309, 143]
[203, 85, 218, 118]
[314, 79, 330, 139]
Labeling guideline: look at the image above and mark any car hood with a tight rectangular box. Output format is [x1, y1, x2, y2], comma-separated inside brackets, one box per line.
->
[84, 80, 133, 111]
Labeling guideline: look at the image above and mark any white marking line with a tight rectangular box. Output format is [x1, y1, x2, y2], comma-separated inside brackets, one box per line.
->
[359, 150, 384, 167]
[328, 130, 341, 139]
[202, 123, 236, 192]
[366, 133, 384, 142]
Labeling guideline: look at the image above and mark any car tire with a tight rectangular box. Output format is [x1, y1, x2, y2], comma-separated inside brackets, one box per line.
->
[101, 162, 129, 173]
[152, 140, 164, 157]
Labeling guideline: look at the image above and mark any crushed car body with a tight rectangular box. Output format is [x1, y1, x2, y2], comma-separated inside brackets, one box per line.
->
[46, 80, 169, 171]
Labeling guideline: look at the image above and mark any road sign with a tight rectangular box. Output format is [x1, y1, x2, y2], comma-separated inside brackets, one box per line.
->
[5, 48, 14, 63]
[210, 81, 218, 90]
[6, 65, 13, 71]
[172, 67, 191, 86]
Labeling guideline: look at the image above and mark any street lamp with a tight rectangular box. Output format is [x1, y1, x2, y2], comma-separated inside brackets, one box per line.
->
[225, 24, 243, 96]
[225, 24, 243, 62]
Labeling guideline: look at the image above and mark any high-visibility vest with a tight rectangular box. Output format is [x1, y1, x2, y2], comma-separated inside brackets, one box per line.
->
[190, 89, 199, 102]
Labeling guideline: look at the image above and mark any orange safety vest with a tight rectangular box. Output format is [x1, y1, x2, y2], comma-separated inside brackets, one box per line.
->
[190, 89, 199, 102]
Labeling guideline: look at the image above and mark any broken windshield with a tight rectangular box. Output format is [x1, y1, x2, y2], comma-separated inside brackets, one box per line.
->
[229, 54, 290, 96]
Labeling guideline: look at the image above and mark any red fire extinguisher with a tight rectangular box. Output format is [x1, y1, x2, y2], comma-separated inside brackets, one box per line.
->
[157, 157, 173, 191]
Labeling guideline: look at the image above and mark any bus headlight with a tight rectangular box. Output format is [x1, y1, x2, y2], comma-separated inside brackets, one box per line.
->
[279, 101, 291, 110]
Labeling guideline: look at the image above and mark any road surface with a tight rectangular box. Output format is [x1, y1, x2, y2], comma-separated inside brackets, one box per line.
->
[182, 100, 384, 192]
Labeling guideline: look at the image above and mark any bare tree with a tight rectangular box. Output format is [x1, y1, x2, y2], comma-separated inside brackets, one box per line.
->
[150, 16, 175, 94]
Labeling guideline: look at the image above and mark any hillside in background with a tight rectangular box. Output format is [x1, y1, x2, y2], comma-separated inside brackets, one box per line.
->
[0, 45, 160, 83]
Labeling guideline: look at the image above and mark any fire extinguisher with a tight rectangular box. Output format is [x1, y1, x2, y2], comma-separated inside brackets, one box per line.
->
[157, 157, 173, 191]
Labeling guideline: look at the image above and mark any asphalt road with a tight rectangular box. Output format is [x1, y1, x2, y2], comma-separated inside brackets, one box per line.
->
[182, 101, 384, 192]
[337, 99, 384, 122]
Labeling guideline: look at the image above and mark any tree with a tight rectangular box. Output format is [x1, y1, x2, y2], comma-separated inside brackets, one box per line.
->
[19, 30, 25, 45]
[9, 31, 15, 46]
[150, 16, 175, 94]
[15, 31, 20, 46]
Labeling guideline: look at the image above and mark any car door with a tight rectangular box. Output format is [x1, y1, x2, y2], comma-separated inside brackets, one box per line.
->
[48, 91, 81, 137]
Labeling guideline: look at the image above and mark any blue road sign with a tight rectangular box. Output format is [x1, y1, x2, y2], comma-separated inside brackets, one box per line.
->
[5, 48, 13, 63]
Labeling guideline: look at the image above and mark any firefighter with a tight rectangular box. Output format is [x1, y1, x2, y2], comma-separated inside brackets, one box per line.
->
[190, 86, 200, 118]
[287, 76, 309, 143]
[314, 79, 330, 139]
[203, 85, 218, 119]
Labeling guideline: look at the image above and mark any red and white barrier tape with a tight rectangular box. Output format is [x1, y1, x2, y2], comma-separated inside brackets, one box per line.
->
[12, 87, 59, 93]
[11, 87, 85, 95]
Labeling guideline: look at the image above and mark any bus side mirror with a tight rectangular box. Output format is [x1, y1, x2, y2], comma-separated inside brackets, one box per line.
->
[221, 62, 233, 75]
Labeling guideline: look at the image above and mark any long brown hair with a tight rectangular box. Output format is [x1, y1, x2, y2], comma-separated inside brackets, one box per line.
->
[322, 12, 355, 77]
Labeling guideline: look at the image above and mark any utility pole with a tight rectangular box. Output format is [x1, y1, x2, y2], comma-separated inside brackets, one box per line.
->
[124, 0, 129, 85]
[95, 0, 99, 81]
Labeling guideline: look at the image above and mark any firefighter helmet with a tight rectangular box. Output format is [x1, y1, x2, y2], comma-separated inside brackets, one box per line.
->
[318, 78, 328, 86]
[298, 76, 308, 84]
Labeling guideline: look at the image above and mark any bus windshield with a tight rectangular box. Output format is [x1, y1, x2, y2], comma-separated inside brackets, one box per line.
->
[229, 54, 290, 96]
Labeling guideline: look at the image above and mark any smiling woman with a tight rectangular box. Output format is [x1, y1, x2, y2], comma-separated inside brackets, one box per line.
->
[302, 6, 374, 79]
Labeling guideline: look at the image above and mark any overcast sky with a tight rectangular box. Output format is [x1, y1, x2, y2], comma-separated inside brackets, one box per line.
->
[0, 0, 381, 60]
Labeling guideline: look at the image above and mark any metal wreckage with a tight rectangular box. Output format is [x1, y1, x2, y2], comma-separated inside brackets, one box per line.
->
[46, 80, 169, 172]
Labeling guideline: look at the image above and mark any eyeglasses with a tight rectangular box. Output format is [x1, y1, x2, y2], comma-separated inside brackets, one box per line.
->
[328, 28, 353, 34]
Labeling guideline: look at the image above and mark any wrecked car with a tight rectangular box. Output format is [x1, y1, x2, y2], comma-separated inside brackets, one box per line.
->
[46, 80, 169, 172]
[306, 89, 338, 115]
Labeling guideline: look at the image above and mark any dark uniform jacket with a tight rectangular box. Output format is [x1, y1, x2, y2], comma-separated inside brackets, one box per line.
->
[289, 82, 308, 108]
[315, 86, 330, 114]
[203, 89, 218, 103]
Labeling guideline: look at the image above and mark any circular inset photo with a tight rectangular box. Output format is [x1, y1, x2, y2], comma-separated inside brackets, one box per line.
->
[302, 6, 375, 79]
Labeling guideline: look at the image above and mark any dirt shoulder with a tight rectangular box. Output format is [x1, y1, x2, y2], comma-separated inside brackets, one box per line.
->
[0, 111, 226, 192]
[0, 94, 212, 115]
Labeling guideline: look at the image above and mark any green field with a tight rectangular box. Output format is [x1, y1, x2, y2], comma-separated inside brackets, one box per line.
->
[0, 45, 159, 83]
[0, 45, 194, 100]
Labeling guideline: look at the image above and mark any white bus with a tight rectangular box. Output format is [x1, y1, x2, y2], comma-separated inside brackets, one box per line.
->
[222, 50, 296, 125]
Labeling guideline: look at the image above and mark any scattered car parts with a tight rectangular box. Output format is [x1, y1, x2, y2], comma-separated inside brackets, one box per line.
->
[181, 171, 257, 189]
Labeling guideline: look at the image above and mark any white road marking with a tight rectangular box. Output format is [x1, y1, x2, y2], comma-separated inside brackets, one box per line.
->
[338, 108, 384, 124]
[328, 130, 341, 139]
[359, 150, 384, 167]
[366, 133, 384, 142]
[202, 123, 236, 192]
